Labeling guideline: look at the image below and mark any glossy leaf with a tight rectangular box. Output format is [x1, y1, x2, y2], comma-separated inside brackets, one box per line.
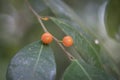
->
[43, 0, 108, 36]
[6, 41, 56, 80]
[63, 59, 116, 80]
[50, 17, 103, 69]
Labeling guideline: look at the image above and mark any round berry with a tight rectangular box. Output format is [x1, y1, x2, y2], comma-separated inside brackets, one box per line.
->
[62, 36, 73, 47]
[41, 32, 53, 44]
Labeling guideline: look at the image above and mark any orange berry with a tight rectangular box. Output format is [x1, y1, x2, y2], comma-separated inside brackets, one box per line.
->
[62, 36, 73, 47]
[41, 32, 53, 44]
[41, 17, 49, 21]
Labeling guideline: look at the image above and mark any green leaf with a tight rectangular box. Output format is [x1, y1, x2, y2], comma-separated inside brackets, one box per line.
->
[6, 41, 56, 80]
[43, 0, 108, 36]
[50, 17, 102, 69]
[105, 0, 120, 41]
[63, 59, 116, 80]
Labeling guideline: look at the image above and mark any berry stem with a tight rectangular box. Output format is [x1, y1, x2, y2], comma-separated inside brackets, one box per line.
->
[25, 0, 75, 61]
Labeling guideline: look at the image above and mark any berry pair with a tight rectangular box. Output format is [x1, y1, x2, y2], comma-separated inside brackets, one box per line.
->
[41, 32, 73, 47]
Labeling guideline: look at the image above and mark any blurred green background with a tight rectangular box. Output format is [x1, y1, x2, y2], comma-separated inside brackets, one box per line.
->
[0, 0, 120, 80]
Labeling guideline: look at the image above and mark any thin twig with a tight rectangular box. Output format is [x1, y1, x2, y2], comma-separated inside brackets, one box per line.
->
[25, 0, 48, 32]
[25, 0, 75, 61]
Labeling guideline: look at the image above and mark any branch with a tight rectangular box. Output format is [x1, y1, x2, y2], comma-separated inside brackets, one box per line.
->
[25, 0, 75, 61]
